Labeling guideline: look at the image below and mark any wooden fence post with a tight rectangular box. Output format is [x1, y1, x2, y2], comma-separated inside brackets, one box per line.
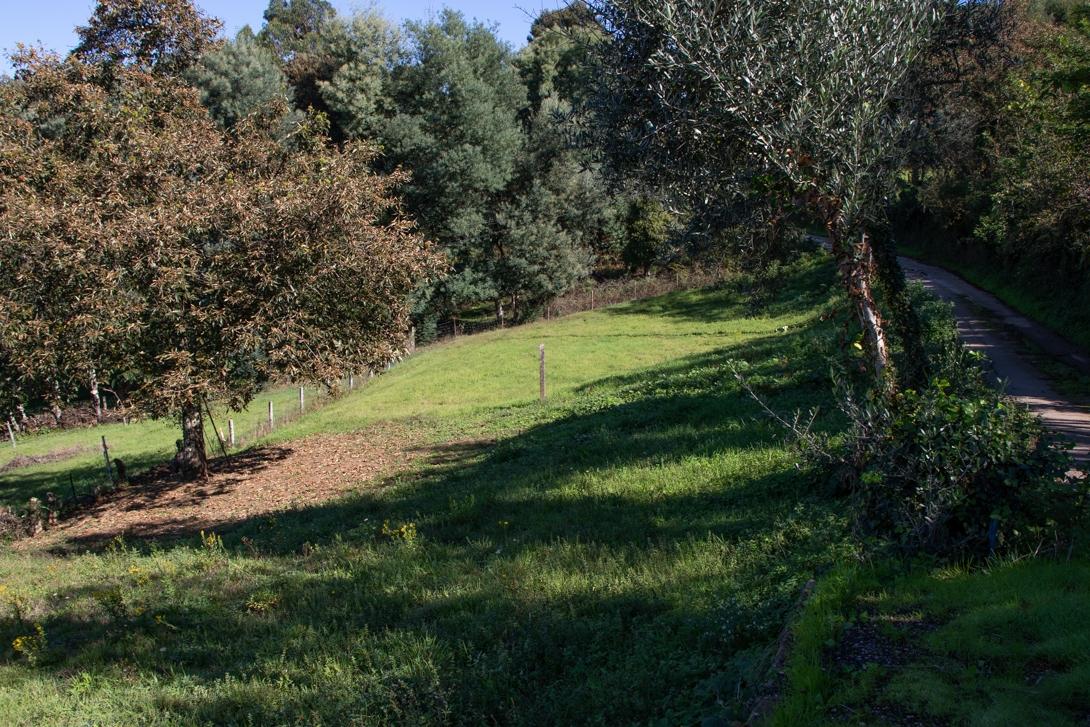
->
[539, 344, 546, 401]
[6, 419, 15, 449]
[299, 386, 305, 413]
[349, 373, 355, 390]
[202, 399, 228, 458]
[268, 400, 274, 429]
[228, 419, 236, 448]
[101, 436, 114, 485]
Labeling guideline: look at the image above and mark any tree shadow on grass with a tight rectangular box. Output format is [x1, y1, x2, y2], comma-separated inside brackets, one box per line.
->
[607, 256, 838, 324]
[104, 446, 295, 512]
[2, 320, 850, 724]
[0, 450, 172, 512]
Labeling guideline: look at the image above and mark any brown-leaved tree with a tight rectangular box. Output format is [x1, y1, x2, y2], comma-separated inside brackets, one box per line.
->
[0, 50, 442, 478]
[73, 0, 223, 76]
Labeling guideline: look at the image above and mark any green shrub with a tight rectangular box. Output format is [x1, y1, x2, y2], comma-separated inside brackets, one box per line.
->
[777, 290, 1085, 557]
[842, 379, 1079, 556]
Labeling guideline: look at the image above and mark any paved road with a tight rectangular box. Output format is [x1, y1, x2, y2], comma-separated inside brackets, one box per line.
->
[900, 256, 1090, 465]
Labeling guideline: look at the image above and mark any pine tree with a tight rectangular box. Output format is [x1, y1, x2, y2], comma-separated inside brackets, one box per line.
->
[380, 10, 527, 320]
[188, 28, 294, 129]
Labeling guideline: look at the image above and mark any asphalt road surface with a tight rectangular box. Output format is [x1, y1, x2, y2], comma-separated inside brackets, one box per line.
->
[900, 256, 1090, 466]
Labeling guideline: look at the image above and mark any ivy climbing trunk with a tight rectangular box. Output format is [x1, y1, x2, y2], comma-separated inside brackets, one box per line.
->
[869, 226, 929, 390]
[175, 402, 209, 480]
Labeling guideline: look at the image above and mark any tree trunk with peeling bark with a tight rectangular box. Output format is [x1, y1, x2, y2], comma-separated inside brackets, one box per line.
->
[830, 224, 895, 389]
[174, 403, 209, 480]
[869, 227, 929, 390]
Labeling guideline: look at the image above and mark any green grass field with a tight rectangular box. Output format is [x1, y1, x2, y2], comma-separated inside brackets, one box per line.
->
[0, 256, 855, 725]
[3, 254, 1086, 725]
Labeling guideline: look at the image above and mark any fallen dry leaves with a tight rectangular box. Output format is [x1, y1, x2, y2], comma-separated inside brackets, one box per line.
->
[27, 425, 418, 548]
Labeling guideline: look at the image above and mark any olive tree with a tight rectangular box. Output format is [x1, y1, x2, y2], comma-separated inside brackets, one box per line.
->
[592, 0, 941, 388]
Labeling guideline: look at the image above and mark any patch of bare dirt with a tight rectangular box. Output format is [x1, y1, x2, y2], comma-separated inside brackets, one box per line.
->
[0, 446, 92, 474]
[831, 613, 939, 671]
[825, 611, 948, 727]
[24, 426, 419, 548]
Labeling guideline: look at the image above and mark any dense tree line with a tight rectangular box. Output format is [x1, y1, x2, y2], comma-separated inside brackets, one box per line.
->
[185, 1, 662, 337]
[902, 1, 1089, 276]
[0, 0, 663, 473]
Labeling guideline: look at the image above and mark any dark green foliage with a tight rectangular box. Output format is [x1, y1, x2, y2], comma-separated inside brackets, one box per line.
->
[621, 196, 672, 274]
[376, 10, 612, 324]
[513, 12, 624, 274]
[187, 28, 293, 129]
[903, 3, 1090, 334]
[251, 4, 627, 324]
[316, 11, 402, 140]
[520, 4, 605, 117]
[971, 9, 1090, 273]
[837, 300, 1079, 556]
[382, 11, 525, 253]
[491, 183, 591, 320]
[845, 379, 1076, 555]
[258, 0, 335, 60]
[378, 11, 525, 320]
[257, 0, 338, 123]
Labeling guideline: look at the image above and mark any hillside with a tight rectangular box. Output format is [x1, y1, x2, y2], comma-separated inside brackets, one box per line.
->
[0, 257, 850, 725]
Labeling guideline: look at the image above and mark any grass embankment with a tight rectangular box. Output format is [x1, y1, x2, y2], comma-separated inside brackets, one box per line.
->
[0, 257, 853, 724]
[0, 384, 335, 510]
[773, 558, 1090, 726]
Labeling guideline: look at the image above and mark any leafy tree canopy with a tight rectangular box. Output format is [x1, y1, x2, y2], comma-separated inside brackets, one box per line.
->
[187, 27, 295, 129]
[258, 0, 340, 121]
[72, 0, 222, 76]
[380, 10, 526, 311]
[0, 50, 442, 477]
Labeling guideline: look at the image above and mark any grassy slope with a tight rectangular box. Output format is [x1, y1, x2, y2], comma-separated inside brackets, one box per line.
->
[0, 258, 853, 725]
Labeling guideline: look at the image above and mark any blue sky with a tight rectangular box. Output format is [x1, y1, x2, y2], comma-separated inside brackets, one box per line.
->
[0, 0, 565, 74]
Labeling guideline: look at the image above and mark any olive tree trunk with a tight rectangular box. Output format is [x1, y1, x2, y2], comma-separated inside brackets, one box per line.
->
[830, 225, 894, 389]
[869, 226, 930, 390]
[174, 403, 209, 480]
